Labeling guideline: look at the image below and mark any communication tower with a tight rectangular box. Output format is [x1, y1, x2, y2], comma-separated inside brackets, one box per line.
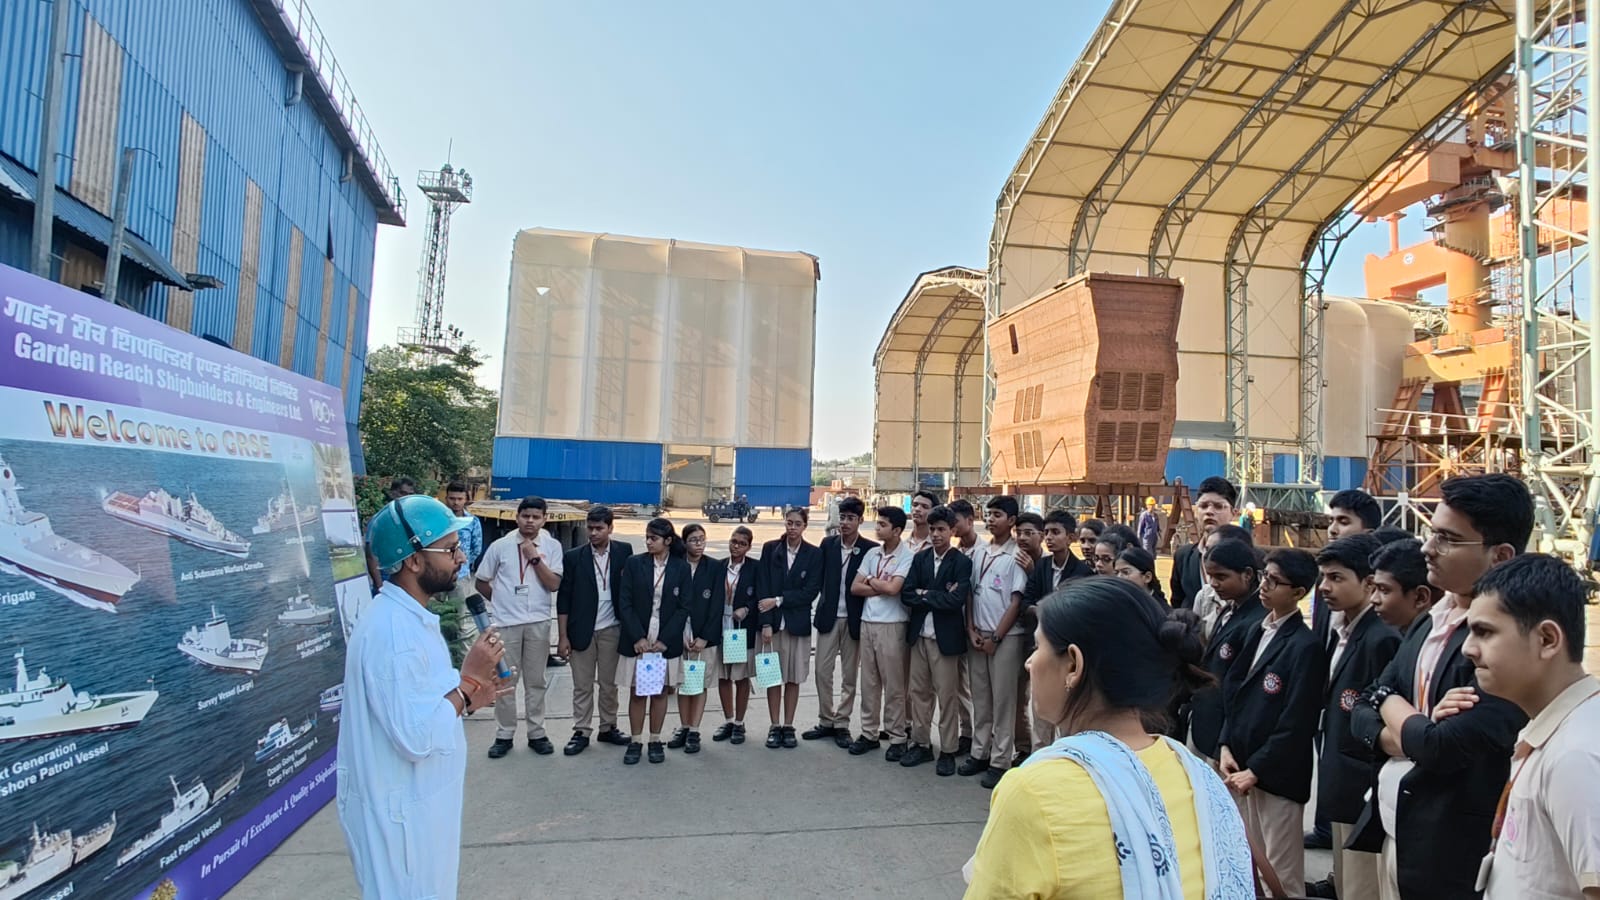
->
[398, 163, 473, 356]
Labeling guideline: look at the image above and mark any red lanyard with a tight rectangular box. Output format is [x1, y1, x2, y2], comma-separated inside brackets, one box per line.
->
[977, 546, 1001, 585]
[593, 551, 609, 592]
[875, 549, 899, 580]
[519, 548, 538, 584]
[652, 560, 667, 596]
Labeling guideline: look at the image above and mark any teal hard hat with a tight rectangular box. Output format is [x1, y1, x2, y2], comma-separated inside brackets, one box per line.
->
[368, 495, 468, 571]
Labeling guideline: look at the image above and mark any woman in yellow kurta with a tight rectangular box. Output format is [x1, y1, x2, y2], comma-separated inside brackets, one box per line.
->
[964, 577, 1254, 899]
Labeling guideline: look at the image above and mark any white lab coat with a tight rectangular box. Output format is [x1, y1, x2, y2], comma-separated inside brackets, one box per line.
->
[337, 582, 467, 899]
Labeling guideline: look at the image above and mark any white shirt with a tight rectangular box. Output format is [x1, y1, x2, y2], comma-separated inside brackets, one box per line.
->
[723, 560, 745, 631]
[590, 545, 618, 631]
[921, 550, 953, 639]
[1327, 604, 1370, 676]
[1483, 676, 1600, 899]
[905, 529, 932, 556]
[859, 542, 914, 624]
[838, 537, 861, 609]
[337, 583, 466, 900]
[969, 543, 1027, 636]
[475, 530, 565, 626]
[1379, 595, 1469, 836]
[1249, 609, 1290, 671]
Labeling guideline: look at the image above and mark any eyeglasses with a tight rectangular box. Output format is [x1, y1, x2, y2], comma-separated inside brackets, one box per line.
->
[1093, 554, 1116, 565]
[1422, 532, 1493, 555]
[1260, 574, 1291, 591]
[685, 536, 707, 545]
[417, 542, 464, 558]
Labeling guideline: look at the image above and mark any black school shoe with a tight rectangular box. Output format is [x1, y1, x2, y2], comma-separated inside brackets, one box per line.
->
[781, 726, 798, 749]
[624, 742, 643, 765]
[711, 722, 737, 742]
[597, 727, 632, 747]
[848, 736, 881, 755]
[766, 726, 784, 749]
[899, 744, 932, 767]
[647, 741, 665, 764]
[563, 733, 590, 756]
[957, 757, 989, 777]
[980, 767, 1005, 790]
[884, 742, 907, 763]
[667, 727, 688, 749]
[487, 738, 513, 759]
[936, 752, 957, 776]
[730, 724, 747, 744]
[833, 730, 853, 750]
[957, 736, 972, 757]
[685, 730, 702, 754]
[801, 724, 838, 740]
[528, 736, 554, 755]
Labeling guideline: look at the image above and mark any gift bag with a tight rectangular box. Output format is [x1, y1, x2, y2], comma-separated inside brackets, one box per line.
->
[680, 657, 706, 696]
[722, 628, 748, 664]
[754, 650, 782, 690]
[634, 652, 666, 697]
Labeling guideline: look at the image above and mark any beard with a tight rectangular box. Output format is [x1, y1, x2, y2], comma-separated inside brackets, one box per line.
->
[418, 561, 458, 595]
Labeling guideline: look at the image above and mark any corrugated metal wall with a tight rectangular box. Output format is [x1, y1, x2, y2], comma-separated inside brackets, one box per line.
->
[1162, 449, 1227, 490]
[491, 437, 666, 506]
[734, 447, 811, 508]
[0, 0, 384, 442]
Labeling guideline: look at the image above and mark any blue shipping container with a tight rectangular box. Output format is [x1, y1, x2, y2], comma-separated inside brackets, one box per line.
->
[1323, 457, 1368, 493]
[735, 447, 811, 508]
[1163, 449, 1227, 489]
[491, 437, 664, 506]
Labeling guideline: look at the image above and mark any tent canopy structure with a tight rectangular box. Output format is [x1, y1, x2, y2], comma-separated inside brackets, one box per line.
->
[873, 266, 986, 493]
[986, 0, 1518, 487]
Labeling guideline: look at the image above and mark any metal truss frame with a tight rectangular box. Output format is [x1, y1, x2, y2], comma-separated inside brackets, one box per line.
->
[1515, 0, 1599, 557]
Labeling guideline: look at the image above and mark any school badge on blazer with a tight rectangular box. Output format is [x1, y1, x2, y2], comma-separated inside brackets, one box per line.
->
[1340, 688, 1360, 712]
[673, 586, 680, 596]
[1219, 643, 1235, 660]
[702, 589, 711, 599]
[1262, 672, 1283, 695]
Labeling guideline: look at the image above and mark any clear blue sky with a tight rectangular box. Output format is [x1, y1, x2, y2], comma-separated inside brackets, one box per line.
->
[315, 0, 1395, 460]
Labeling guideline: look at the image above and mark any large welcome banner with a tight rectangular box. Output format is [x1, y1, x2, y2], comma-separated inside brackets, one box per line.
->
[0, 262, 370, 900]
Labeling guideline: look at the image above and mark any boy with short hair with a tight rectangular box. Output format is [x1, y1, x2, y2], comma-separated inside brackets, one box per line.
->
[1218, 547, 1324, 898]
[961, 499, 1029, 789]
[1368, 538, 1434, 635]
[906, 490, 937, 554]
[1010, 512, 1046, 762]
[807, 496, 877, 746]
[850, 507, 915, 759]
[946, 498, 981, 755]
[900, 507, 972, 775]
[1172, 475, 1238, 609]
[1022, 508, 1092, 753]
[476, 496, 565, 759]
[1313, 532, 1399, 899]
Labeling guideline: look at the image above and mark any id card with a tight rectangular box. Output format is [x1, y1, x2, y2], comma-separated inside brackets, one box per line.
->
[513, 584, 531, 596]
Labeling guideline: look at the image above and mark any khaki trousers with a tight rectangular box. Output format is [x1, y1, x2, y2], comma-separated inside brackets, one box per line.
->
[494, 620, 551, 741]
[1237, 789, 1305, 897]
[858, 622, 908, 744]
[1333, 822, 1380, 900]
[968, 635, 1024, 766]
[813, 625, 859, 729]
[569, 624, 620, 735]
[957, 654, 973, 739]
[908, 637, 961, 750]
[1013, 665, 1033, 754]
[1379, 836, 1402, 900]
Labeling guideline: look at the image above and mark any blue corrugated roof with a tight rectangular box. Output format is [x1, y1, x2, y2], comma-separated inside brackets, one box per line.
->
[0, 153, 190, 288]
[0, 162, 25, 201]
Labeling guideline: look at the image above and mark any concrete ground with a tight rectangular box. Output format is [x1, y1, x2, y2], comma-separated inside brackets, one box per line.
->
[228, 514, 1347, 899]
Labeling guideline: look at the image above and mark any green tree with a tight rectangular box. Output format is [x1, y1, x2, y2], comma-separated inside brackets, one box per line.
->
[358, 344, 497, 487]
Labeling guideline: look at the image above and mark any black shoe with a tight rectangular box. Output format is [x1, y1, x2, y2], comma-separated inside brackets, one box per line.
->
[878, 730, 890, 741]
[885, 742, 907, 763]
[597, 727, 632, 747]
[563, 733, 590, 756]
[899, 744, 933, 767]
[1304, 829, 1332, 851]
[766, 726, 783, 749]
[624, 741, 642, 765]
[957, 757, 990, 777]
[801, 724, 838, 741]
[667, 727, 688, 749]
[547, 654, 567, 668]
[980, 767, 1005, 790]
[781, 726, 798, 749]
[647, 741, 665, 764]
[957, 736, 972, 756]
[936, 752, 957, 776]
[1012, 750, 1030, 768]
[730, 724, 746, 744]
[528, 736, 554, 756]
[1305, 878, 1339, 899]
[848, 736, 881, 755]
[487, 738, 514, 759]
[833, 730, 854, 749]
[711, 722, 737, 742]
[685, 730, 701, 754]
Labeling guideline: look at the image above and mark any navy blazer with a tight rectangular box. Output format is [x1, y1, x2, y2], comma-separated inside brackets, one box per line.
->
[685, 556, 727, 646]
[1317, 608, 1401, 824]
[723, 556, 761, 642]
[556, 540, 634, 652]
[1189, 593, 1270, 759]
[1218, 611, 1324, 803]
[1348, 609, 1527, 899]
[616, 554, 692, 659]
[815, 533, 878, 636]
[1022, 551, 1093, 607]
[900, 547, 972, 656]
[758, 539, 824, 636]
[1170, 542, 1205, 610]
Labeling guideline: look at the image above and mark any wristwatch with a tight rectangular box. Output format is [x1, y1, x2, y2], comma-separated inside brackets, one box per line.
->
[1364, 684, 1397, 712]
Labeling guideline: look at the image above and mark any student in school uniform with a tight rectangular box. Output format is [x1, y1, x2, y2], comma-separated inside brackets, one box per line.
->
[1367, 538, 1435, 636]
[961, 503, 1029, 790]
[1314, 533, 1401, 900]
[617, 518, 693, 766]
[1171, 476, 1239, 610]
[905, 490, 936, 555]
[712, 526, 760, 745]
[806, 497, 877, 748]
[667, 523, 723, 755]
[1076, 518, 1106, 563]
[1189, 538, 1269, 764]
[476, 496, 565, 760]
[849, 506, 916, 759]
[900, 506, 973, 776]
[556, 505, 634, 756]
[946, 499, 988, 758]
[757, 508, 824, 750]
[1090, 533, 1129, 577]
[1021, 509, 1093, 756]
[1113, 546, 1168, 605]
[1010, 511, 1047, 766]
[1217, 547, 1325, 897]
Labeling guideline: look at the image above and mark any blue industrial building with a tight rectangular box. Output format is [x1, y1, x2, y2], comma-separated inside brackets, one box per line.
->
[0, 0, 404, 469]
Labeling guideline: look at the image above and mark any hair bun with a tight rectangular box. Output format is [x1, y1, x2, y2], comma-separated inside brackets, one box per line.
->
[1157, 614, 1204, 667]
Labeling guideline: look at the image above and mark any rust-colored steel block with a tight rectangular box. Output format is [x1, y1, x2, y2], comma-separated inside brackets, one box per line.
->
[988, 273, 1184, 485]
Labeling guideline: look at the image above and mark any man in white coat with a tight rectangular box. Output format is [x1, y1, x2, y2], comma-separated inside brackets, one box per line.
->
[338, 495, 509, 899]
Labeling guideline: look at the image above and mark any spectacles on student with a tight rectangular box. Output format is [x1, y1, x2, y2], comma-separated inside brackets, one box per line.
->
[1422, 532, 1492, 555]
[1094, 554, 1116, 565]
[685, 536, 707, 545]
[416, 542, 464, 558]
[1260, 573, 1292, 591]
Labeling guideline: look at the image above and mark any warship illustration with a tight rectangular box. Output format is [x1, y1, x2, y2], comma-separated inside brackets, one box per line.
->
[277, 593, 334, 626]
[101, 487, 250, 558]
[319, 683, 343, 713]
[255, 716, 315, 762]
[114, 767, 241, 869]
[251, 481, 318, 535]
[0, 648, 158, 743]
[0, 455, 140, 612]
[0, 814, 116, 900]
[177, 606, 267, 673]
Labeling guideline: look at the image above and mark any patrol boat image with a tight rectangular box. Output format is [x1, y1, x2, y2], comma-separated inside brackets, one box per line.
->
[114, 767, 242, 869]
[319, 683, 343, 713]
[101, 487, 251, 558]
[277, 592, 334, 626]
[177, 606, 268, 673]
[0, 648, 158, 743]
[251, 481, 318, 535]
[255, 716, 315, 762]
[0, 455, 140, 612]
[0, 814, 115, 900]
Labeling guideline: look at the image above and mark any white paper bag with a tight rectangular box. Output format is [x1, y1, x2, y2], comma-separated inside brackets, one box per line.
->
[634, 652, 666, 697]
[722, 628, 748, 664]
[680, 657, 706, 696]
[754, 651, 782, 690]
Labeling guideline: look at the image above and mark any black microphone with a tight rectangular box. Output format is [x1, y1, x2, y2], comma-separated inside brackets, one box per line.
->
[464, 594, 512, 679]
